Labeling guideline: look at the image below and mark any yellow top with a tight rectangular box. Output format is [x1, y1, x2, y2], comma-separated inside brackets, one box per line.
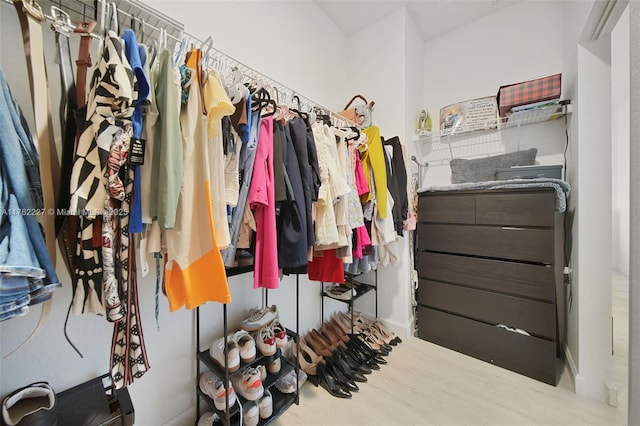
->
[359, 126, 387, 218]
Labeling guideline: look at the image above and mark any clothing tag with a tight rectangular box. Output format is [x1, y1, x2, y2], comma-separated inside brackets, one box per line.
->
[129, 138, 146, 165]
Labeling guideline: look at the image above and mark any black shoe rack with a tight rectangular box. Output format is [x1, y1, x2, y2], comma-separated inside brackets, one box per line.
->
[195, 267, 301, 426]
[320, 269, 378, 333]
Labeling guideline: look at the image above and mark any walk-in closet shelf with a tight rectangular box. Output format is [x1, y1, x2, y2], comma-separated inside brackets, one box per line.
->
[412, 103, 570, 144]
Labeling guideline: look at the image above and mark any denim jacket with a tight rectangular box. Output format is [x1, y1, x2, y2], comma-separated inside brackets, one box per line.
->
[0, 69, 60, 320]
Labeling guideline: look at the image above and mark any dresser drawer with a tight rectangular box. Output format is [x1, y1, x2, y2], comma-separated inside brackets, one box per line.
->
[418, 193, 475, 224]
[417, 224, 555, 264]
[416, 306, 558, 385]
[416, 252, 555, 301]
[475, 191, 555, 227]
[417, 279, 556, 340]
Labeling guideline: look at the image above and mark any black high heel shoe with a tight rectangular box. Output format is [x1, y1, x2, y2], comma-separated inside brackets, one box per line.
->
[330, 351, 367, 383]
[326, 358, 359, 392]
[316, 362, 352, 399]
[350, 337, 388, 364]
[335, 346, 372, 375]
[344, 345, 380, 371]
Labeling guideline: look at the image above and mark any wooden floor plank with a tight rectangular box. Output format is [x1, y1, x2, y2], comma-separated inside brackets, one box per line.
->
[272, 337, 623, 426]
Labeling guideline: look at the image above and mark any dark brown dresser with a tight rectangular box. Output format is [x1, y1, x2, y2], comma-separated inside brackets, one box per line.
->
[415, 187, 565, 385]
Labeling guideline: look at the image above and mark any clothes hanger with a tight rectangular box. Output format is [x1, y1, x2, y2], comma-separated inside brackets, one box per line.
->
[162, 28, 168, 51]
[251, 86, 271, 110]
[270, 86, 286, 121]
[109, 2, 119, 35]
[289, 94, 306, 119]
[129, 14, 136, 34]
[173, 36, 187, 67]
[199, 35, 214, 78]
[139, 16, 145, 44]
[146, 23, 159, 66]
[225, 66, 245, 104]
[305, 101, 317, 125]
[97, 0, 107, 37]
[314, 107, 332, 126]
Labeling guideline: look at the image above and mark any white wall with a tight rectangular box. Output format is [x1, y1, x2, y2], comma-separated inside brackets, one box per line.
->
[343, 7, 416, 338]
[562, 0, 595, 389]
[575, 35, 614, 402]
[144, 1, 349, 110]
[420, 1, 566, 187]
[404, 10, 425, 334]
[0, 2, 350, 425]
[416, 0, 618, 404]
[612, 7, 630, 276]
[629, 3, 640, 423]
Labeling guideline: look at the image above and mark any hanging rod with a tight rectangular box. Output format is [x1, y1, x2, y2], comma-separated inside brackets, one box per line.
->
[178, 30, 358, 127]
[97, 0, 357, 125]
[3, 0, 358, 127]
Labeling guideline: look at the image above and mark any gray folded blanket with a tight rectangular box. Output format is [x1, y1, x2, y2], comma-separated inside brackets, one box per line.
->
[419, 178, 571, 212]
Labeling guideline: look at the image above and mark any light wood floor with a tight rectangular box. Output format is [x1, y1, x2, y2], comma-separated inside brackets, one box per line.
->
[273, 270, 630, 426]
[611, 271, 629, 421]
[272, 336, 623, 426]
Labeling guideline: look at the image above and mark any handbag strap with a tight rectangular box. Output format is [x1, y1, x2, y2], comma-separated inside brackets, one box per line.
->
[343, 94, 368, 111]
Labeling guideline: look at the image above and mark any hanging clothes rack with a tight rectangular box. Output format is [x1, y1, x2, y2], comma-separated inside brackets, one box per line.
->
[3, 0, 358, 127]
[2, 0, 184, 44]
[171, 26, 360, 127]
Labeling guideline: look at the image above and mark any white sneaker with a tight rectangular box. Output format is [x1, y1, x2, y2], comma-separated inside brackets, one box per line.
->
[209, 336, 240, 372]
[240, 305, 278, 331]
[199, 371, 237, 411]
[271, 319, 288, 348]
[256, 364, 267, 381]
[197, 411, 219, 426]
[253, 327, 276, 356]
[267, 358, 281, 375]
[258, 389, 273, 419]
[242, 401, 259, 426]
[232, 330, 256, 363]
[231, 366, 264, 401]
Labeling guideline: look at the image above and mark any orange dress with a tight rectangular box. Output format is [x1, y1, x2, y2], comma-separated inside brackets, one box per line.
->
[164, 49, 231, 310]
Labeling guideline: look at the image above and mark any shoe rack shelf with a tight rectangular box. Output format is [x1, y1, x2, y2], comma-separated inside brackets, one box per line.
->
[196, 349, 297, 424]
[225, 264, 255, 277]
[196, 345, 296, 390]
[321, 270, 378, 334]
[195, 267, 301, 426]
[197, 387, 296, 426]
[322, 282, 376, 304]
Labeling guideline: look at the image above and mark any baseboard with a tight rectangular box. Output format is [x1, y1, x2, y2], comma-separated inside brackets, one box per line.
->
[565, 345, 578, 379]
[162, 405, 194, 426]
[379, 317, 414, 339]
[564, 346, 608, 401]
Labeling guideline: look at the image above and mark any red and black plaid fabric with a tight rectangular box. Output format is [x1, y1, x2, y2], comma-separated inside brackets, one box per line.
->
[497, 73, 561, 116]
